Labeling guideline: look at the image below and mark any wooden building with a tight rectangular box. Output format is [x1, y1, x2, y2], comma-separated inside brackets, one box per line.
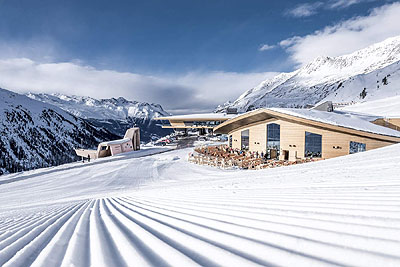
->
[214, 108, 400, 161]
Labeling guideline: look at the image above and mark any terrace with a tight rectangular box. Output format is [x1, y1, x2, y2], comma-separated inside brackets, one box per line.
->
[188, 145, 323, 170]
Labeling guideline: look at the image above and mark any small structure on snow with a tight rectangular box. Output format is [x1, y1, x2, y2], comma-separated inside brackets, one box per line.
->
[75, 127, 140, 160]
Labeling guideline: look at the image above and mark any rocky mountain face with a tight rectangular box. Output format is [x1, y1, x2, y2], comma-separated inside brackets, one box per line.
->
[216, 36, 400, 112]
[0, 88, 119, 175]
[26, 93, 173, 142]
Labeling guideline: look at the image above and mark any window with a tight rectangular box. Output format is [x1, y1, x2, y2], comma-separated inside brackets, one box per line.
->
[349, 141, 366, 154]
[229, 135, 232, 148]
[101, 146, 108, 151]
[305, 132, 322, 158]
[241, 130, 249, 150]
[267, 123, 280, 159]
[267, 123, 280, 149]
[161, 120, 171, 126]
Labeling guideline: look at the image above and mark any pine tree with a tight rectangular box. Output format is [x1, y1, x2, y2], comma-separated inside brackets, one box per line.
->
[360, 88, 367, 99]
[382, 76, 388, 85]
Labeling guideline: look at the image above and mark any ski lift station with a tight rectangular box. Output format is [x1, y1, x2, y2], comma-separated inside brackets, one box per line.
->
[155, 108, 238, 135]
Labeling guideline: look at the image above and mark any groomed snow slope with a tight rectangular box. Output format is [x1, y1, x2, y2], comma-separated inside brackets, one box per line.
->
[1, 144, 400, 266]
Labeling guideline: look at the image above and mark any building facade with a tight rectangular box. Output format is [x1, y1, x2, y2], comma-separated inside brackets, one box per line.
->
[215, 109, 400, 161]
[155, 113, 237, 135]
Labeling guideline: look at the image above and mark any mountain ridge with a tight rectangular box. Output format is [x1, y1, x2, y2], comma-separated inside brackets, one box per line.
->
[26, 93, 173, 141]
[0, 88, 119, 175]
[217, 35, 400, 112]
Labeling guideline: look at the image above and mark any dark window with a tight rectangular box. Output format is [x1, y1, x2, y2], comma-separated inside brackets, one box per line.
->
[241, 130, 249, 150]
[267, 123, 280, 149]
[305, 132, 322, 158]
[160, 120, 171, 126]
[267, 123, 280, 159]
[349, 141, 366, 154]
[101, 146, 108, 151]
[229, 135, 232, 148]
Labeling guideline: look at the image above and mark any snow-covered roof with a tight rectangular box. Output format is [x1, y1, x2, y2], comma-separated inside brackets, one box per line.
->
[269, 108, 400, 138]
[338, 95, 400, 118]
[99, 138, 131, 146]
[155, 113, 237, 121]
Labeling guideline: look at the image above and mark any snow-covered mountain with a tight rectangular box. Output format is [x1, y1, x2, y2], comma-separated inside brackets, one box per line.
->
[0, 88, 119, 175]
[217, 36, 400, 112]
[26, 93, 173, 141]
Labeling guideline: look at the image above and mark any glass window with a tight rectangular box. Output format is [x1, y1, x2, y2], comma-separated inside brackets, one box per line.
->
[241, 130, 249, 150]
[267, 123, 280, 159]
[161, 120, 171, 126]
[267, 123, 280, 149]
[305, 132, 322, 158]
[349, 141, 366, 154]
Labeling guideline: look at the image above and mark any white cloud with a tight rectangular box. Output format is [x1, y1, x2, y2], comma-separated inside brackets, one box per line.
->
[0, 58, 277, 114]
[285, 2, 323, 17]
[280, 2, 400, 65]
[328, 0, 377, 9]
[259, 44, 276, 51]
[286, 0, 380, 18]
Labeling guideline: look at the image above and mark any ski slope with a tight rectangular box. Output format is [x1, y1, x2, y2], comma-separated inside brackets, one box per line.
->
[1, 144, 400, 266]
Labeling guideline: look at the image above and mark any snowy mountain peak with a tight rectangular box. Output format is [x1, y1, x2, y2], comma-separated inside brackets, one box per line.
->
[218, 35, 400, 112]
[26, 93, 170, 121]
[0, 88, 118, 175]
[298, 35, 400, 77]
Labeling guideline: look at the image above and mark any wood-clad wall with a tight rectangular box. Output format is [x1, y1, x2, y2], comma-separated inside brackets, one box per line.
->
[372, 118, 400, 131]
[228, 118, 393, 159]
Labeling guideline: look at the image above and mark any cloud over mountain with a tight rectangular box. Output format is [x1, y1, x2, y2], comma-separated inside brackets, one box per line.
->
[0, 58, 276, 114]
[281, 2, 400, 65]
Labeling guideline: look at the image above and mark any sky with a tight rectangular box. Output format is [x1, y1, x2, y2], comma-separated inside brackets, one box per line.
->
[0, 0, 399, 114]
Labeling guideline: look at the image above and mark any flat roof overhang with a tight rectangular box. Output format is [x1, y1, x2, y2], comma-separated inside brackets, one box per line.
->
[214, 110, 274, 134]
[154, 113, 235, 121]
[214, 109, 400, 143]
[161, 126, 214, 129]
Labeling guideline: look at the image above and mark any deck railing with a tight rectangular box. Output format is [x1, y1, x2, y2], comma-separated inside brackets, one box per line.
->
[188, 145, 322, 170]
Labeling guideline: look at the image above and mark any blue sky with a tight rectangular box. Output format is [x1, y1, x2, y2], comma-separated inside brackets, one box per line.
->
[0, 0, 399, 113]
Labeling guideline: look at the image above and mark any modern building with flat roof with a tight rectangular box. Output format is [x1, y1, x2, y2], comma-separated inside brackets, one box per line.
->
[214, 108, 400, 161]
[155, 113, 237, 134]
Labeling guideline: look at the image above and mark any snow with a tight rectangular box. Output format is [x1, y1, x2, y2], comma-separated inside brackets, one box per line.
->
[220, 35, 400, 112]
[0, 88, 74, 122]
[0, 87, 123, 175]
[269, 108, 400, 137]
[339, 95, 400, 118]
[26, 93, 170, 121]
[1, 142, 400, 266]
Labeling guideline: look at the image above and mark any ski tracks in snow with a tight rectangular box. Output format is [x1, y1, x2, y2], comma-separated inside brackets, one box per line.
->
[1, 186, 400, 267]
